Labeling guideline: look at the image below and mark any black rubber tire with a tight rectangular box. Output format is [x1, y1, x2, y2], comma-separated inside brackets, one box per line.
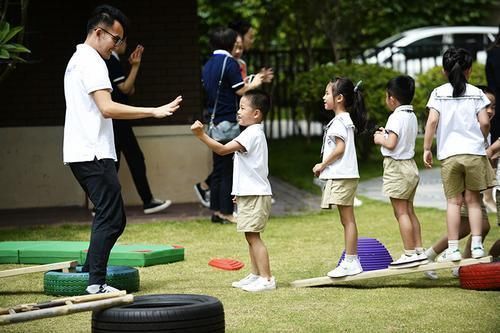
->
[459, 262, 500, 291]
[92, 294, 224, 333]
[44, 266, 140, 296]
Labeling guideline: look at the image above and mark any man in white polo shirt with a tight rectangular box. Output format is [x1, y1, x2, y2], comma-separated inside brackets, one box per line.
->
[63, 4, 182, 294]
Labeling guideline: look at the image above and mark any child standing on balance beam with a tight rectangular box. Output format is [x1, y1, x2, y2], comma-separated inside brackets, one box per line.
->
[374, 75, 428, 269]
[313, 77, 367, 278]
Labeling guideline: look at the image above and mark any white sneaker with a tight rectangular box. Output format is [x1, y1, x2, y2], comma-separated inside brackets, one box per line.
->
[437, 248, 462, 262]
[327, 259, 363, 278]
[353, 197, 363, 207]
[416, 253, 429, 265]
[86, 284, 120, 294]
[389, 253, 422, 269]
[471, 246, 485, 259]
[451, 267, 460, 278]
[242, 276, 276, 292]
[231, 273, 259, 288]
[424, 270, 439, 280]
[143, 199, 172, 214]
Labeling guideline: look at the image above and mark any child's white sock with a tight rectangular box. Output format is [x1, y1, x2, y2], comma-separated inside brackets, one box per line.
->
[345, 254, 358, 262]
[471, 235, 483, 248]
[448, 240, 459, 251]
[425, 247, 438, 261]
[404, 249, 416, 256]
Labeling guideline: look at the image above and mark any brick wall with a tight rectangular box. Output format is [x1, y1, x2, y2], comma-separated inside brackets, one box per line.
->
[0, 0, 202, 127]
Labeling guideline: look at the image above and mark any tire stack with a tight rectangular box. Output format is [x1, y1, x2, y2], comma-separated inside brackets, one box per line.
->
[92, 294, 225, 333]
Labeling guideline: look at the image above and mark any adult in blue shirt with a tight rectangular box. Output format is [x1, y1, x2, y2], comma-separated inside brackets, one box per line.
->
[202, 27, 262, 222]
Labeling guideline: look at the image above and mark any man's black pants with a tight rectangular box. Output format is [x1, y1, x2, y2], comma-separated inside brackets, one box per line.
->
[70, 158, 126, 286]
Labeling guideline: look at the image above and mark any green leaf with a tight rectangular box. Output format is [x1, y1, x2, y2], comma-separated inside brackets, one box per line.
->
[0, 48, 10, 59]
[0, 21, 9, 42]
[0, 26, 23, 44]
[3, 43, 30, 53]
[9, 54, 27, 62]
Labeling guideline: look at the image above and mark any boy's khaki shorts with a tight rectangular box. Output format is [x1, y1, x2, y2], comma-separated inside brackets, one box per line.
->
[321, 178, 358, 208]
[236, 195, 272, 233]
[382, 157, 419, 201]
[441, 154, 496, 199]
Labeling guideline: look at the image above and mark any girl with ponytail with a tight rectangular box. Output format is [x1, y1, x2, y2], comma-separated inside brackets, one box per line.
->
[312, 77, 367, 278]
[423, 48, 495, 262]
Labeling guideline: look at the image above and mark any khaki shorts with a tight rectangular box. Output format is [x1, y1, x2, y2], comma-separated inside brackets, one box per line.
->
[382, 158, 419, 201]
[236, 195, 272, 233]
[441, 154, 496, 199]
[321, 179, 358, 208]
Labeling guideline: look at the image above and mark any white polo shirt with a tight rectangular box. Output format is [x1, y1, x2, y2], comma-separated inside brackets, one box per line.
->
[232, 124, 272, 196]
[381, 105, 418, 160]
[426, 83, 490, 161]
[63, 43, 116, 164]
[319, 112, 359, 179]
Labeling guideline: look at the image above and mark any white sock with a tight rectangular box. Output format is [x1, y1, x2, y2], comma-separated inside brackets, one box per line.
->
[86, 284, 101, 294]
[448, 240, 459, 251]
[425, 247, 438, 261]
[471, 235, 483, 248]
[415, 247, 424, 254]
[404, 249, 416, 256]
[345, 254, 358, 262]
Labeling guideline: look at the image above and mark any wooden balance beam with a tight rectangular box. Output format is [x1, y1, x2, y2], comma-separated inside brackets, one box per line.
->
[0, 291, 133, 325]
[0, 261, 78, 278]
[290, 256, 493, 288]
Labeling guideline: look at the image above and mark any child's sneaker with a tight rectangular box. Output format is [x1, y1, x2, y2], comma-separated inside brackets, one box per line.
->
[389, 253, 422, 269]
[242, 276, 276, 292]
[424, 270, 439, 280]
[231, 273, 259, 288]
[451, 267, 460, 277]
[437, 248, 462, 262]
[327, 259, 363, 278]
[471, 246, 485, 259]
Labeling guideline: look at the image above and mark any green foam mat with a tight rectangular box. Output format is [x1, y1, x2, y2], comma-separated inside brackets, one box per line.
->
[0, 241, 184, 267]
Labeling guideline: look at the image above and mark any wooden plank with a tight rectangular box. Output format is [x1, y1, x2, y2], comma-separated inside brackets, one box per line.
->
[0, 261, 78, 278]
[0, 294, 133, 325]
[0, 291, 127, 315]
[290, 256, 493, 288]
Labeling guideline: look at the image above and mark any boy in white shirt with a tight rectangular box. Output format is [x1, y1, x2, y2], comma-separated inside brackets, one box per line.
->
[191, 89, 275, 292]
[374, 75, 427, 268]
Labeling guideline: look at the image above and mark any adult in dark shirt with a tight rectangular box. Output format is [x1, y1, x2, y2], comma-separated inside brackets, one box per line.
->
[486, 24, 500, 144]
[105, 40, 171, 214]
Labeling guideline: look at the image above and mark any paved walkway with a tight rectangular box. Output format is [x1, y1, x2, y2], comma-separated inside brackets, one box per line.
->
[358, 168, 446, 210]
[0, 170, 446, 228]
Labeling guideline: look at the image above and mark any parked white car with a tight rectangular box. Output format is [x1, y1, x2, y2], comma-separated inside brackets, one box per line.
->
[359, 26, 498, 76]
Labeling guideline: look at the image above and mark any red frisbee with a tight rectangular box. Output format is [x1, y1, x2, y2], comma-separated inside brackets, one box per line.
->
[208, 258, 245, 270]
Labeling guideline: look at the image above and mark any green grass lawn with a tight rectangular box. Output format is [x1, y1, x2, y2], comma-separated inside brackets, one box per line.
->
[0, 199, 498, 333]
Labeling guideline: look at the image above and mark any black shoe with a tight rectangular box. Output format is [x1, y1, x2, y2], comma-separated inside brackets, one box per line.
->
[194, 183, 210, 208]
[211, 214, 223, 223]
[143, 199, 172, 214]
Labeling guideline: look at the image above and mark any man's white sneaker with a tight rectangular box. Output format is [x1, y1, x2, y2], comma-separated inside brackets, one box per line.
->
[231, 273, 259, 288]
[389, 253, 422, 269]
[242, 276, 276, 292]
[86, 284, 120, 294]
[437, 248, 462, 262]
[451, 267, 460, 277]
[327, 259, 363, 278]
[471, 246, 485, 259]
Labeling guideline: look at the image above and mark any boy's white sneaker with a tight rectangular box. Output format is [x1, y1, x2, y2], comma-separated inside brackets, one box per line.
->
[327, 259, 363, 278]
[471, 246, 485, 259]
[389, 253, 423, 269]
[242, 276, 276, 292]
[231, 273, 259, 288]
[437, 248, 462, 262]
[451, 267, 460, 277]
